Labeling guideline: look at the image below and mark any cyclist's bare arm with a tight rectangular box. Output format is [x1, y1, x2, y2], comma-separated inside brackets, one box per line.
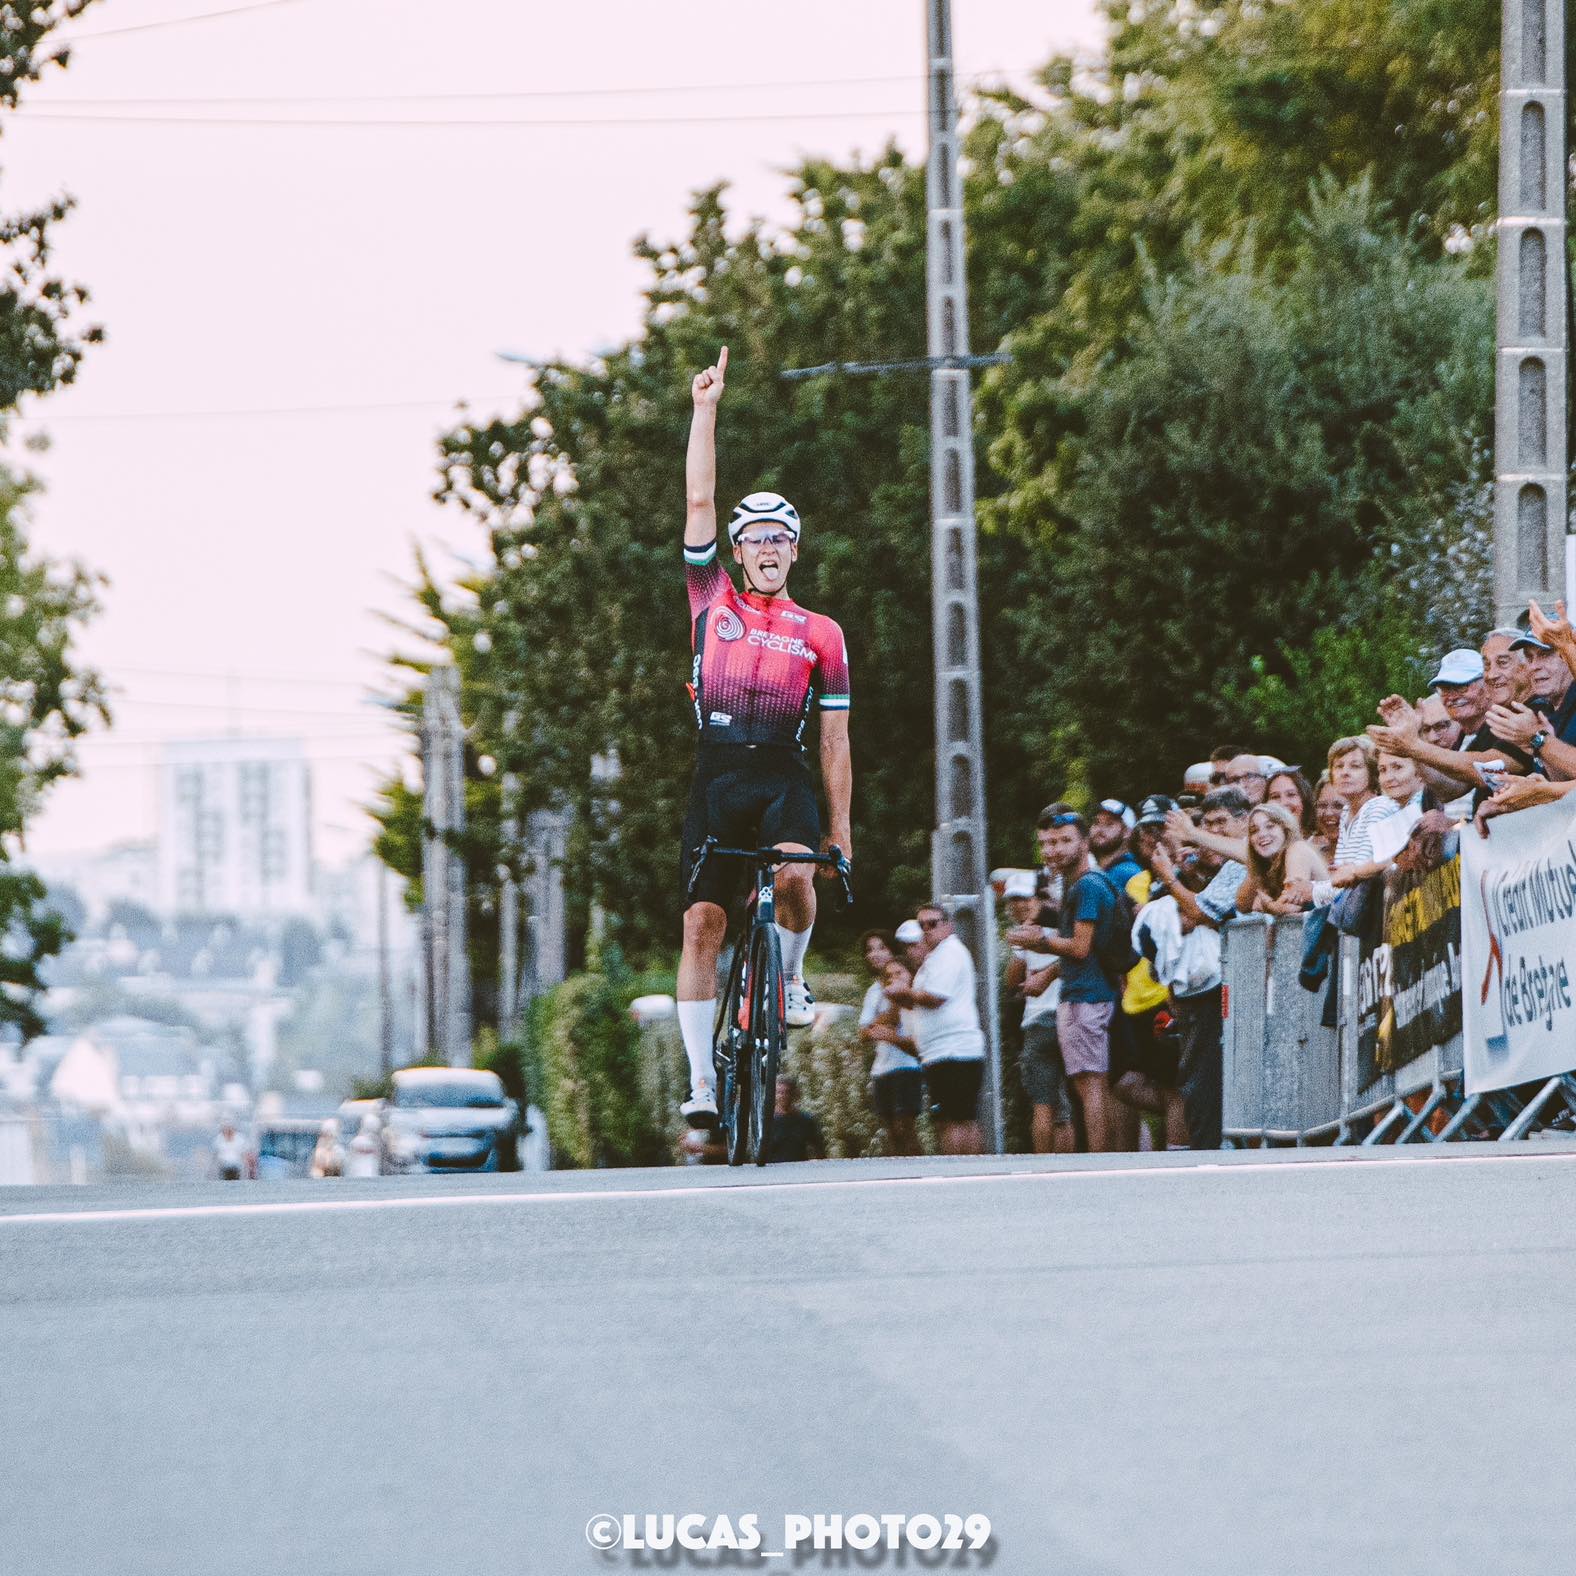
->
[685, 346, 728, 551]
[820, 708, 853, 867]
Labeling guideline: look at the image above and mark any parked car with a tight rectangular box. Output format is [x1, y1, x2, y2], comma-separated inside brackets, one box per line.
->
[381, 1068, 521, 1174]
[253, 1117, 328, 1179]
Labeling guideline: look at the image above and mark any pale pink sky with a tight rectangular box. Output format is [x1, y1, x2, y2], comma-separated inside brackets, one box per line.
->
[5, 0, 1102, 862]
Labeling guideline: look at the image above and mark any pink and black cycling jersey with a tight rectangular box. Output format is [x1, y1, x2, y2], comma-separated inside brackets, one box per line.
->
[684, 542, 850, 748]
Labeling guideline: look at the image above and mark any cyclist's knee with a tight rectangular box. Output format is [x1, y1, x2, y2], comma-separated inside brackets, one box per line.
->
[773, 845, 814, 891]
[682, 901, 727, 951]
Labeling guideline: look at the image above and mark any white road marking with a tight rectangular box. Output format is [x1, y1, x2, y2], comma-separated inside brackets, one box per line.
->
[1, 1147, 1574, 1228]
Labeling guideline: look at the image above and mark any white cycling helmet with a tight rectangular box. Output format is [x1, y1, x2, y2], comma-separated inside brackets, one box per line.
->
[727, 491, 801, 545]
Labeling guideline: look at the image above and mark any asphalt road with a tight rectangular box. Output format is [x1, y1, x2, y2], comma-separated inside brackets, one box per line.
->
[4, 1145, 1574, 1576]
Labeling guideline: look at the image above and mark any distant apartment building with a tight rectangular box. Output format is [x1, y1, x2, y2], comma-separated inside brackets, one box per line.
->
[158, 739, 314, 918]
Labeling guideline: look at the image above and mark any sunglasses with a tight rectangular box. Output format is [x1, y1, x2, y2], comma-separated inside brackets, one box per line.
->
[738, 530, 793, 549]
[1223, 770, 1265, 785]
[918, 917, 946, 930]
[1044, 812, 1083, 829]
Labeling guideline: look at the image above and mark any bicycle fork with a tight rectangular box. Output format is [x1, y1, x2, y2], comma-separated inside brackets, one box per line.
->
[734, 880, 776, 1032]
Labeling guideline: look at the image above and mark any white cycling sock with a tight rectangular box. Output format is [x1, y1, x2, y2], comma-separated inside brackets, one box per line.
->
[677, 999, 716, 1094]
[776, 922, 813, 979]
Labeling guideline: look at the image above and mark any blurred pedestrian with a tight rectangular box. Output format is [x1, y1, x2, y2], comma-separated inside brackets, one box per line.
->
[309, 1118, 344, 1179]
[345, 1112, 382, 1178]
[213, 1119, 249, 1182]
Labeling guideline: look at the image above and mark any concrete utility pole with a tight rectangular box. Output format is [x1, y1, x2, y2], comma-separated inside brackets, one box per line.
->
[778, 1, 1007, 1153]
[527, 808, 570, 992]
[923, 0, 1002, 1153]
[420, 666, 470, 1065]
[1496, 0, 1570, 623]
[498, 713, 522, 1042]
[376, 859, 394, 1079]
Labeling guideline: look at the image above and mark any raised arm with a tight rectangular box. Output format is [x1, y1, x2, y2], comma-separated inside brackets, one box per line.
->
[685, 346, 728, 551]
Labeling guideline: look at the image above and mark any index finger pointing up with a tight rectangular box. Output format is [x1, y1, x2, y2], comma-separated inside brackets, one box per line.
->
[717, 345, 729, 376]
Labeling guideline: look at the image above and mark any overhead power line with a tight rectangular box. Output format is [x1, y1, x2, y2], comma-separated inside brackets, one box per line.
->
[16, 391, 517, 422]
[60, 0, 306, 41]
[111, 664, 389, 689]
[15, 104, 929, 129]
[32, 66, 1039, 107]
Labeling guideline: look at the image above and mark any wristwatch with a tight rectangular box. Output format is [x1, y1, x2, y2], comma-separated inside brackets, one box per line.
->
[1530, 728, 1549, 765]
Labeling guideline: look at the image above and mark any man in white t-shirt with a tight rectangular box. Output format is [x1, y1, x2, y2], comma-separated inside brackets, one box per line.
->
[1003, 871, 1071, 1154]
[213, 1120, 249, 1182]
[884, 902, 985, 1155]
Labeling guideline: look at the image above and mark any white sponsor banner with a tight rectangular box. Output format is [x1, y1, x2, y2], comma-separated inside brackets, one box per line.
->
[1461, 793, 1576, 1093]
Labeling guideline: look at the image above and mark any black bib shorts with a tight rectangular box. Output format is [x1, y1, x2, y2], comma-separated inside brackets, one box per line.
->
[679, 743, 821, 913]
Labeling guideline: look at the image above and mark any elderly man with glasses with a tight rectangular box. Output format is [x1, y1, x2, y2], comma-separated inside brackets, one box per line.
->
[1219, 753, 1279, 806]
[884, 904, 986, 1155]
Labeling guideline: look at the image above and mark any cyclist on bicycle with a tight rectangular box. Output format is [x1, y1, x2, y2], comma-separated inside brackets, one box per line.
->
[677, 346, 853, 1125]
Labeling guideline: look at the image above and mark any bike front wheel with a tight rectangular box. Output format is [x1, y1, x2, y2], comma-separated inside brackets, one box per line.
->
[747, 920, 786, 1165]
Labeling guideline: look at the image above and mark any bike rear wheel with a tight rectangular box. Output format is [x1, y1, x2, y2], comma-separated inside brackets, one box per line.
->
[716, 939, 751, 1167]
[748, 921, 786, 1165]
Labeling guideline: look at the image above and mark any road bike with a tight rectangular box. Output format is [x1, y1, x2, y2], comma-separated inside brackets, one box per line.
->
[684, 840, 853, 1166]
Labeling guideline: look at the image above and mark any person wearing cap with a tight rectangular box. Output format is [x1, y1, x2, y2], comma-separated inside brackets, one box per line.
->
[1032, 801, 1081, 926]
[1178, 763, 1214, 814]
[883, 904, 986, 1155]
[893, 917, 927, 975]
[856, 929, 922, 1157]
[1429, 648, 1490, 736]
[1025, 811, 1123, 1152]
[1090, 800, 1142, 887]
[1002, 871, 1072, 1154]
[1369, 629, 1536, 804]
[1483, 622, 1576, 782]
[1115, 800, 1189, 1148]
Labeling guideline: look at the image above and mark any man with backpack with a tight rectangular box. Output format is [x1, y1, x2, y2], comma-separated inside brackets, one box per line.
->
[1145, 787, 1252, 1149]
[1032, 809, 1139, 1153]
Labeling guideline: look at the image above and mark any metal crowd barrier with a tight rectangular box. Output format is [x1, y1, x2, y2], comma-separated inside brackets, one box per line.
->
[1220, 909, 1570, 1146]
[1222, 914, 1342, 1143]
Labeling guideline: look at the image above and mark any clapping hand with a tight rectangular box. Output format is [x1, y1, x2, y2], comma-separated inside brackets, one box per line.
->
[1377, 694, 1419, 734]
[1366, 724, 1414, 755]
[1528, 598, 1576, 655]
[1163, 810, 1196, 847]
[1484, 701, 1543, 748]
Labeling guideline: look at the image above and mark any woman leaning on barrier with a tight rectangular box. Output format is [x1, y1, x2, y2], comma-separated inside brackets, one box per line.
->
[1235, 804, 1328, 916]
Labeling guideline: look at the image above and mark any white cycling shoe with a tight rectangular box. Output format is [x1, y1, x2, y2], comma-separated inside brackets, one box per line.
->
[785, 975, 815, 1028]
[680, 1082, 718, 1128]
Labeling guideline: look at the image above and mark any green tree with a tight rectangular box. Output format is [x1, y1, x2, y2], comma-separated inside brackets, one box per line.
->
[378, 0, 1511, 990]
[0, 3, 108, 1040]
[999, 181, 1491, 793]
[0, 474, 107, 1038]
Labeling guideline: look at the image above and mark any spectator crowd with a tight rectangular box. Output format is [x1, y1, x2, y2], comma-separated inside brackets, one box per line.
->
[842, 598, 1576, 1156]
